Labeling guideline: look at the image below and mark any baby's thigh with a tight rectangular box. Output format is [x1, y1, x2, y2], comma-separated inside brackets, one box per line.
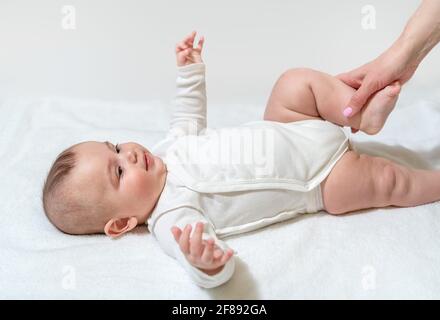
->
[320, 151, 393, 214]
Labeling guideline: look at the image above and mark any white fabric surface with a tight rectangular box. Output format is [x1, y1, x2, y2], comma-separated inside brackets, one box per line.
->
[1, 89, 440, 299]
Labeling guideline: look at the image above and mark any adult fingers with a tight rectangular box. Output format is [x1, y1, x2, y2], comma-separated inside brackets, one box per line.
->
[343, 78, 381, 118]
[336, 72, 362, 89]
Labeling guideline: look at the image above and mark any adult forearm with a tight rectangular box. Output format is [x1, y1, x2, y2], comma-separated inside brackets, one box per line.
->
[396, 0, 440, 65]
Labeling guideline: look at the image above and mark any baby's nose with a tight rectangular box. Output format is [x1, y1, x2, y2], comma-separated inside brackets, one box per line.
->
[127, 150, 138, 163]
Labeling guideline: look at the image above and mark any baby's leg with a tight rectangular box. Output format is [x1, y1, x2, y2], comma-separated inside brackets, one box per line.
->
[264, 68, 400, 135]
[321, 151, 440, 214]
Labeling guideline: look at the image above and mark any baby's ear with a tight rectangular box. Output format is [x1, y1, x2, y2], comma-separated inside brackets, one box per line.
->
[104, 217, 138, 238]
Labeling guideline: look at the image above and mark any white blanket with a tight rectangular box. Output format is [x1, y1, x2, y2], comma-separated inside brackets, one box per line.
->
[1, 91, 440, 299]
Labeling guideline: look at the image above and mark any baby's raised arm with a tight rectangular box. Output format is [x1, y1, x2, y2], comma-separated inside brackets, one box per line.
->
[168, 31, 207, 138]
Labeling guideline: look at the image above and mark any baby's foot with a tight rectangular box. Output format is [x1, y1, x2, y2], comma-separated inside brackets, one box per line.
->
[359, 82, 401, 135]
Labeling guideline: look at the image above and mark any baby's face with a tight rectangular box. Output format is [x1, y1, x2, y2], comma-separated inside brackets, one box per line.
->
[72, 141, 167, 223]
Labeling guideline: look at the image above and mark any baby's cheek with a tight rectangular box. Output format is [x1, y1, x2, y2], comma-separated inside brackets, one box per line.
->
[128, 172, 152, 198]
[131, 174, 148, 197]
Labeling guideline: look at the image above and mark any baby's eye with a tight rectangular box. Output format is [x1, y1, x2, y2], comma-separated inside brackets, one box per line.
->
[117, 166, 123, 179]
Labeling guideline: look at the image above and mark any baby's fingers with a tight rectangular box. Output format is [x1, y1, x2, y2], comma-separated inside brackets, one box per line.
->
[218, 249, 234, 265]
[171, 226, 182, 243]
[196, 36, 204, 51]
[213, 248, 222, 260]
[176, 31, 196, 51]
[185, 30, 197, 46]
[176, 42, 190, 53]
[200, 238, 215, 264]
[175, 38, 191, 53]
[190, 222, 204, 257]
[179, 224, 192, 254]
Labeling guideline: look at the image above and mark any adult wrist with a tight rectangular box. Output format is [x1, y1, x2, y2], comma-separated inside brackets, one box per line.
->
[392, 34, 421, 68]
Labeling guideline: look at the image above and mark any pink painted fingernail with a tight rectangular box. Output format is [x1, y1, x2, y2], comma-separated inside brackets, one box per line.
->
[343, 107, 353, 117]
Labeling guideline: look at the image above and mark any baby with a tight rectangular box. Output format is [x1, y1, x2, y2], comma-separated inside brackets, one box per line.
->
[42, 31, 440, 288]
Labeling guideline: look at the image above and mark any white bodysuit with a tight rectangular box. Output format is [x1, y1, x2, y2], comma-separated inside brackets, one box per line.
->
[147, 63, 349, 288]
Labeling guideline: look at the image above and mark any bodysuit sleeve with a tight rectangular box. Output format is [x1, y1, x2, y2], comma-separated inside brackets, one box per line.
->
[151, 207, 236, 289]
[168, 63, 207, 138]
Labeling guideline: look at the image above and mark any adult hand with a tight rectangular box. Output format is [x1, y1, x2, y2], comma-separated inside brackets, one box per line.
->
[337, 43, 417, 119]
[338, 0, 440, 120]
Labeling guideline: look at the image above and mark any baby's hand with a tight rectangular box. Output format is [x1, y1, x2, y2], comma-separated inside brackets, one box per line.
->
[175, 31, 204, 67]
[171, 222, 234, 275]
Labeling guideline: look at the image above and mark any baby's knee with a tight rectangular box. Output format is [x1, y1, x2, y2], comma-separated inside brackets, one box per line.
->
[265, 67, 319, 121]
[280, 68, 316, 84]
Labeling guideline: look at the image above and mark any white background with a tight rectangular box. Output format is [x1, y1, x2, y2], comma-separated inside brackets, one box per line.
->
[0, 0, 438, 106]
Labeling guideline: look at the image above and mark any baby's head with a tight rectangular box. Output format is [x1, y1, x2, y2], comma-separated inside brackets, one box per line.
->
[42, 141, 167, 237]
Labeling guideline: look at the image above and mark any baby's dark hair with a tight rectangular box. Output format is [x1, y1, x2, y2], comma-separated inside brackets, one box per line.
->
[42, 144, 109, 235]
